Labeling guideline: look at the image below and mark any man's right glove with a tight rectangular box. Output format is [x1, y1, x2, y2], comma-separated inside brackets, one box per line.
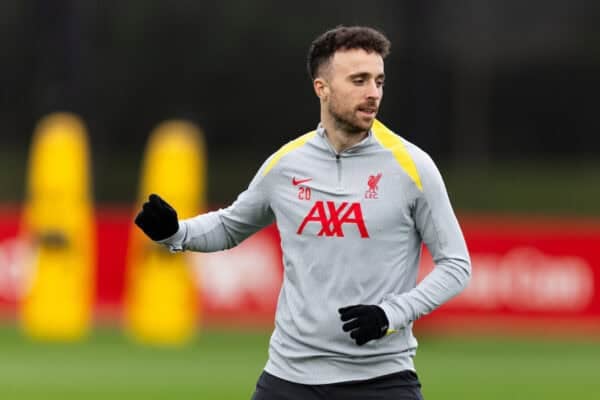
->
[134, 194, 179, 241]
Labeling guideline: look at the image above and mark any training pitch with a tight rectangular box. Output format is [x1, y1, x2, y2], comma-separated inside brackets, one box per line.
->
[0, 324, 598, 399]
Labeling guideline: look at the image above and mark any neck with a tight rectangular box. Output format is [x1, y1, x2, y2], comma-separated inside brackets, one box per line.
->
[320, 112, 369, 154]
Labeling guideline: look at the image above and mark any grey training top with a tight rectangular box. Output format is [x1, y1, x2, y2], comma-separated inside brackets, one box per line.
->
[161, 119, 471, 384]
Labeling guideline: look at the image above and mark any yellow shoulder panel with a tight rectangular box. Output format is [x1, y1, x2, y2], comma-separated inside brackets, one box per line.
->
[262, 131, 317, 176]
[372, 119, 423, 191]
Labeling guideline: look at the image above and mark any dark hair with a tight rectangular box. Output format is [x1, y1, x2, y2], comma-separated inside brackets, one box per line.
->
[307, 26, 391, 80]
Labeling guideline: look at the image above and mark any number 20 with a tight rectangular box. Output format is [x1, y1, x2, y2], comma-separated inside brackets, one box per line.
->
[298, 187, 311, 200]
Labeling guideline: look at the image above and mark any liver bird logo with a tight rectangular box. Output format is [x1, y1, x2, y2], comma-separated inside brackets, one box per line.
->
[367, 173, 382, 193]
[365, 173, 382, 199]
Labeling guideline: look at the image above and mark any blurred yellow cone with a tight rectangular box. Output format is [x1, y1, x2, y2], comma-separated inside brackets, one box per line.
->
[20, 112, 95, 341]
[125, 120, 206, 345]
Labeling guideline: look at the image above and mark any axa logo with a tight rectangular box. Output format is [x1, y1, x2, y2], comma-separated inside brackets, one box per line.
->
[365, 173, 382, 199]
[297, 201, 369, 238]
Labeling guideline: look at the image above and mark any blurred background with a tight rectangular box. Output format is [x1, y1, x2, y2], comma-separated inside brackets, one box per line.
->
[0, 1, 599, 399]
[1, 0, 599, 209]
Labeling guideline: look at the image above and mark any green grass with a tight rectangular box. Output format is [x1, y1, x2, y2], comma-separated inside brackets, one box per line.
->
[0, 325, 269, 400]
[0, 325, 599, 399]
[416, 335, 600, 399]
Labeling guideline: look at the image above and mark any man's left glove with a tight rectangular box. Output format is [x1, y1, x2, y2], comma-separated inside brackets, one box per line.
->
[134, 193, 179, 241]
[339, 304, 389, 346]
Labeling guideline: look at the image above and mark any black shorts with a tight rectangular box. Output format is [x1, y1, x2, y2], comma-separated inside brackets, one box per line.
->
[251, 370, 424, 400]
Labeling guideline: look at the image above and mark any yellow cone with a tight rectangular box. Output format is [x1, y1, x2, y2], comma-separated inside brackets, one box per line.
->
[19, 112, 95, 341]
[125, 120, 206, 345]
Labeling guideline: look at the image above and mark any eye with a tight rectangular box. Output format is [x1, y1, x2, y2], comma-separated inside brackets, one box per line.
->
[352, 78, 365, 85]
[376, 80, 385, 88]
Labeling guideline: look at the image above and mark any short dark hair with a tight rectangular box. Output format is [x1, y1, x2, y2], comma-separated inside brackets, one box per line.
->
[307, 26, 391, 80]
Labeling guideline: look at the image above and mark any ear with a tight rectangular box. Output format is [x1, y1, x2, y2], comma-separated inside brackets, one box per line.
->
[313, 78, 329, 101]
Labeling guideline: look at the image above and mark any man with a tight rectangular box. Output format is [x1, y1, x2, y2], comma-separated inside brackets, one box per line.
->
[135, 26, 471, 400]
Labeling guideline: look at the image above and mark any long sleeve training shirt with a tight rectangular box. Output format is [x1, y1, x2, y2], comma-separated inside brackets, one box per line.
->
[161, 119, 471, 384]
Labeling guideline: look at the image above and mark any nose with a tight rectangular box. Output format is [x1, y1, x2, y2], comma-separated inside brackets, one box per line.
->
[366, 80, 381, 100]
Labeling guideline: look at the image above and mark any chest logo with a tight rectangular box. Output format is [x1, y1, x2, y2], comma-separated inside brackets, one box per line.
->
[292, 177, 312, 186]
[365, 173, 382, 199]
[297, 201, 369, 238]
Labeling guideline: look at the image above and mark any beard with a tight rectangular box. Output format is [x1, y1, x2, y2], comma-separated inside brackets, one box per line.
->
[328, 96, 376, 135]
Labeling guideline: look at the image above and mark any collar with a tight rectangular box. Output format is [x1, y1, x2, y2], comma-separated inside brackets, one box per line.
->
[316, 123, 374, 155]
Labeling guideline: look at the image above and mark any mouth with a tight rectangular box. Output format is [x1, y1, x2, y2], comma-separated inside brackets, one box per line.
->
[357, 106, 378, 118]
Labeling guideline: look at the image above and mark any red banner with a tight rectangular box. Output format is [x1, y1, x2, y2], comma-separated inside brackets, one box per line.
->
[1, 206, 599, 335]
[417, 216, 600, 334]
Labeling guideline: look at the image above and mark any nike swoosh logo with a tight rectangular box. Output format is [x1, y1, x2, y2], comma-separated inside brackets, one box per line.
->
[292, 177, 313, 186]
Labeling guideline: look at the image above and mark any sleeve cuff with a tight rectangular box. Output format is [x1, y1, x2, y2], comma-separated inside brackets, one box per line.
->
[379, 297, 411, 332]
[157, 220, 187, 252]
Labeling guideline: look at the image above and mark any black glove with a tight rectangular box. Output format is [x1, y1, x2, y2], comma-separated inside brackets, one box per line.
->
[134, 194, 179, 241]
[339, 304, 389, 346]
